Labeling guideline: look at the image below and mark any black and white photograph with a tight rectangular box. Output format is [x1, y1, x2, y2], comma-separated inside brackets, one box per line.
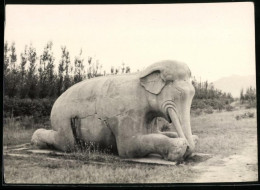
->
[3, 2, 258, 184]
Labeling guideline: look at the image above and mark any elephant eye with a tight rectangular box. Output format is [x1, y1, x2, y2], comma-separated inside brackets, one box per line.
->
[175, 87, 183, 98]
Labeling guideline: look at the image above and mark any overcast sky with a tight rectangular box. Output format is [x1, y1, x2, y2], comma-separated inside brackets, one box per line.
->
[4, 3, 255, 82]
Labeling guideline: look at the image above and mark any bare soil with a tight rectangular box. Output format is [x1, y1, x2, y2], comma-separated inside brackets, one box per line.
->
[192, 133, 258, 182]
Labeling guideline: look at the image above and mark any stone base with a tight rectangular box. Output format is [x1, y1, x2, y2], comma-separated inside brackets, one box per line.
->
[124, 154, 177, 165]
[4, 144, 212, 166]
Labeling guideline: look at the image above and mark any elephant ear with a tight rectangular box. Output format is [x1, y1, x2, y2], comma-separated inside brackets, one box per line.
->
[140, 70, 166, 95]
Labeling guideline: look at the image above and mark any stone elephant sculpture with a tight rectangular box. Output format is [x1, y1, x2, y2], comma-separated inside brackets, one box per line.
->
[31, 60, 198, 162]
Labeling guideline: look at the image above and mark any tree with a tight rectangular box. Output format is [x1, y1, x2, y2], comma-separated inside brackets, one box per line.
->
[7, 42, 19, 97]
[240, 88, 244, 104]
[110, 65, 120, 75]
[125, 66, 131, 73]
[19, 46, 28, 98]
[73, 49, 85, 83]
[4, 42, 10, 75]
[4, 42, 10, 97]
[244, 86, 256, 102]
[57, 46, 71, 95]
[121, 62, 125, 73]
[10, 42, 17, 70]
[86, 57, 103, 79]
[27, 44, 38, 99]
[57, 47, 65, 96]
[63, 47, 72, 91]
[39, 41, 56, 98]
[120, 62, 131, 74]
[46, 42, 56, 97]
[115, 67, 119, 74]
[111, 66, 114, 74]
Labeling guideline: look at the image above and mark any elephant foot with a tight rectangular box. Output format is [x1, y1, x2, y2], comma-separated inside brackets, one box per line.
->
[183, 135, 199, 159]
[31, 128, 75, 152]
[31, 129, 52, 149]
[164, 138, 188, 162]
[116, 134, 198, 162]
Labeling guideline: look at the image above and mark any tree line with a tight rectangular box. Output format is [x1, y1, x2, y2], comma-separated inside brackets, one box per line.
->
[240, 86, 256, 108]
[4, 41, 130, 100]
[192, 77, 233, 100]
[4, 41, 238, 118]
[191, 77, 234, 110]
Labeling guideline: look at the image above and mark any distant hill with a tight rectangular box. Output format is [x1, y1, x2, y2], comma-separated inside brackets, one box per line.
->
[212, 75, 256, 98]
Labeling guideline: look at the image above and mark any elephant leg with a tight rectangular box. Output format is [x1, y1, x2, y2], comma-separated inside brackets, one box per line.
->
[183, 135, 199, 159]
[116, 134, 188, 161]
[31, 128, 58, 149]
[31, 119, 76, 152]
[78, 115, 118, 153]
[159, 132, 178, 138]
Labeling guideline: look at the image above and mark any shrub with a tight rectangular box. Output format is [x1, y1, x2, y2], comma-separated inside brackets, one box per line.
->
[191, 99, 226, 111]
[225, 105, 234, 112]
[235, 115, 241, 120]
[247, 112, 254, 118]
[193, 109, 203, 116]
[204, 106, 214, 114]
[245, 100, 257, 109]
[3, 97, 56, 118]
[235, 112, 254, 120]
[191, 99, 207, 110]
[206, 99, 225, 110]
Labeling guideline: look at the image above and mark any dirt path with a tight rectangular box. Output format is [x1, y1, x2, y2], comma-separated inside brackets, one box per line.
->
[192, 135, 258, 182]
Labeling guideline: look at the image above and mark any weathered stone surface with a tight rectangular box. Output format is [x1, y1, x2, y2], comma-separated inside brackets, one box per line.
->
[124, 154, 177, 166]
[27, 149, 64, 155]
[9, 147, 29, 151]
[5, 143, 212, 166]
[31, 60, 198, 162]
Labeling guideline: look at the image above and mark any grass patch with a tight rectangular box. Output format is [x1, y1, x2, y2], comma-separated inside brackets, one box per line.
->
[192, 108, 257, 157]
[3, 107, 257, 183]
[3, 116, 50, 146]
[3, 120, 34, 146]
[4, 155, 198, 183]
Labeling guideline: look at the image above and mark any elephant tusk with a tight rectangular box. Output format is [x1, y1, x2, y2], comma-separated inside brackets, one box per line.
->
[168, 107, 195, 156]
[167, 108, 185, 139]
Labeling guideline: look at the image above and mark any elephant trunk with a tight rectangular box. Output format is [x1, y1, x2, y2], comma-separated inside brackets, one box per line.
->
[181, 107, 195, 152]
[168, 106, 195, 153]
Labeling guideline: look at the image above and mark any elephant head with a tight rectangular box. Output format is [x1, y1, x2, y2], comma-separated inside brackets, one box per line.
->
[140, 60, 196, 153]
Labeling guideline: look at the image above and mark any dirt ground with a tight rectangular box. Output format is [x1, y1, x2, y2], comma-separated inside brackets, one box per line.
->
[3, 108, 258, 183]
[191, 133, 258, 182]
[4, 137, 258, 183]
